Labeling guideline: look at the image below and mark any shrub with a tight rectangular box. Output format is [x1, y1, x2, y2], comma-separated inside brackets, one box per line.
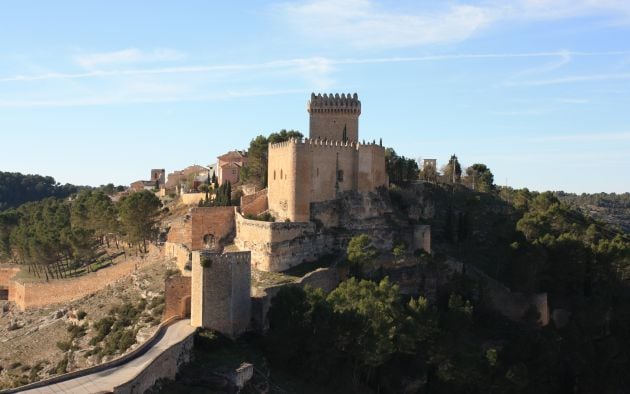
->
[54, 356, 68, 374]
[9, 362, 21, 370]
[76, 311, 87, 320]
[56, 341, 71, 352]
[67, 324, 86, 339]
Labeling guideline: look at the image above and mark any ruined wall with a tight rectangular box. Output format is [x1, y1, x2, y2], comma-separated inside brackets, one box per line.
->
[241, 188, 268, 216]
[190, 207, 235, 251]
[413, 225, 431, 254]
[112, 329, 194, 394]
[163, 276, 191, 321]
[308, 93, 360, 142]
[9, 257, 143, 311]
[234, 212, 331, 271]
[191, 251, 251, 338]
[166, 218, 192, 249]
[163, 242, 192, 275]
[0, 266, 20, 288]
[180, 192, 205, 206]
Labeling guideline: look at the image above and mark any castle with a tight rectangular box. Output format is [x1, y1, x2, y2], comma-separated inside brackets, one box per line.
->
[165, 93, 391, 337]
[267, 93, 388, 222]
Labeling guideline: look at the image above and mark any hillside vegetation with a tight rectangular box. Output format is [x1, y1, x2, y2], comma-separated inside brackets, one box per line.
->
[0, 171, 78, 211]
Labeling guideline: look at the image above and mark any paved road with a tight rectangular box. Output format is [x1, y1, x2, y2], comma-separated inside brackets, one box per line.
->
[22, 319, 195, 394]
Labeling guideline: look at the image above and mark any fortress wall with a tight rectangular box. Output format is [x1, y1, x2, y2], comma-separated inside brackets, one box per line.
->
[358, 144, 388, 192]
[0, 266, 20, 288]
[166, 218, 192, 248]
[190, 206, 235, 251]
[162, 276, 191, 321]
[163, 242, 191, 275]
[9, 257, 143, 311]
[180, 192, 205, 206]
[234, 212, 324, 271]
[268, 142, 297, 221]
[241, 188, 268, 216]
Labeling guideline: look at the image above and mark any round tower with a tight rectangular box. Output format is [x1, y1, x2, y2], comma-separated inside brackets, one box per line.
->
[307, 93, 361, 142]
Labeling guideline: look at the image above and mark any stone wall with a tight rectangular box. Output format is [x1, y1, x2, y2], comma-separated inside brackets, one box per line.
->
[413, 225, 431, 254]
[296, 267, 340, 293]
[234, 212, 332, 271]
[163, 242, 191, 275]
[163, 276, 192, 321]
[190, 207, 236, 251]
[112, 327, 194, 394]
[308, 93, 360, 142]
[241, 188, 268, 216]
[0, 266, 20, 288]
[166, 217, 192, 249]
[9, 257, 143, 311]
[191, 250, 251, 338]
[267, 138, 387, 222]
[180, 192, 205, 206]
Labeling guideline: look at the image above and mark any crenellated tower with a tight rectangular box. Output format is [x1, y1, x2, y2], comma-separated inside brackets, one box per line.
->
[308, 93, 361, 142]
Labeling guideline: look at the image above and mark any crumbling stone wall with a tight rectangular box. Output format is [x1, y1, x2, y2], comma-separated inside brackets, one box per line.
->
[241, 188, 268, 217]
[163, 276, 191, 321]
[190, 250, 251, 338]
[166, 217, 192, 249]
[234, 212, 332, 271]
[0, 266, 20, 288]
[163, 242, 192, 275]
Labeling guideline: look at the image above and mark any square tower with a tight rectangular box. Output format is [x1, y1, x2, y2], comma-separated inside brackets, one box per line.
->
[308, 93, 361, 142]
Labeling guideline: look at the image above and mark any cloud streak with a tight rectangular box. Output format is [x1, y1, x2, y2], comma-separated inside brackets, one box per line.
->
[75, 48, 186, 68]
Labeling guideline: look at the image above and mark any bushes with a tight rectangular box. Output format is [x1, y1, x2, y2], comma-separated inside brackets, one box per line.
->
[88, 300, 147, 358]
[244, 212, 275, 222]
[76, 310, 87, 320]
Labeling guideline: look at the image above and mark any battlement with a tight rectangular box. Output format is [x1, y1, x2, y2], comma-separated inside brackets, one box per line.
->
[308, 93, 361, 115]
[198, 250, 251, 265]
[269, 137, 382, 151]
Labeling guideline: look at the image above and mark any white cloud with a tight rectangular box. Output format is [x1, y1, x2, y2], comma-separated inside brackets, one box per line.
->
[276, 0, 630, 49]
[75, 48, 186, 68]
[279, 0, 496, 49]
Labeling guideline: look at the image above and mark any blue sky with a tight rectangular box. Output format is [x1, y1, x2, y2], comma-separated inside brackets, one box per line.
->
[0, 0, 629, 193]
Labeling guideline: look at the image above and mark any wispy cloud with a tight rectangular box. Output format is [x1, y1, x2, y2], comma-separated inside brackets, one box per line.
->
[276, 0, 630, 49]
[507, 72, 630, 86]
[75, 48, 186, 68]
[3, 51, 625, 83]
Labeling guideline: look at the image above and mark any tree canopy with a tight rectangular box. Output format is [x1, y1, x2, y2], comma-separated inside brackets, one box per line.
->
[0, 171, 78, 211]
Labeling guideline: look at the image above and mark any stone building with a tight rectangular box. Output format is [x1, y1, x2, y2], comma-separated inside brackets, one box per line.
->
[267, 93, 388, 222]
[217, 150, 247, 185]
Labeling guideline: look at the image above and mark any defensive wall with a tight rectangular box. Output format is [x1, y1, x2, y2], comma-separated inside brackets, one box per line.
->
[241, 188, 268, 217]
[191, 250, 251, 338]
[165, 217, 192, 249]
[234, 211, 333, 272]
[189, 206, 236, 251]
[163, 242, 192, 275]
[163, 276, 192, 321]
[179, 192, 205, 206]
[267, 138, 387, 222]
[251, 267, 340, 330]
[446, 259, 550, 326]
[8, 257, 145, 311]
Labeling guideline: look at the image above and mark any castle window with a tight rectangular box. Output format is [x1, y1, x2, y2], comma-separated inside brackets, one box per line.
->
[337, 170, 344, 182]
[281, 169, 283, 179]
[317, 168, 319, 177]
[274, 170, 276, 180]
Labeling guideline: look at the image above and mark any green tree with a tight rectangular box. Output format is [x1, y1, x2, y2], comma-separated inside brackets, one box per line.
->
[347, 234, 377, 270]
[442, 154, 462, 183]
[118, 191, 161, 253]
[240, 130, 303, 188]
[464, 163, 495, 192]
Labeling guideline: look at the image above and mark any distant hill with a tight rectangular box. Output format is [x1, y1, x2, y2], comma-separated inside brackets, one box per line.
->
[0, 171, 79, 211]
[556, 191, 630, 233]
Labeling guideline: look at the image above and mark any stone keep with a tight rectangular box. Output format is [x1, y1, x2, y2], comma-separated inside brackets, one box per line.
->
[267, 93, 388, 222]
[308, 93, 360, 142]
[191, 250, 251, 338]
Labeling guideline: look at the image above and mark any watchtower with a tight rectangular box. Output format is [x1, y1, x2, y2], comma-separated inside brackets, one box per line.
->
[308, 93, 361, 142]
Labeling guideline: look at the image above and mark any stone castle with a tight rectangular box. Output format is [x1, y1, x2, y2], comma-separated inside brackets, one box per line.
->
[165, 92, 393, 337]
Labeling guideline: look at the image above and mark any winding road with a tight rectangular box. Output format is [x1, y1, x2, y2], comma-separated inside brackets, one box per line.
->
[20, 319, 195, 394]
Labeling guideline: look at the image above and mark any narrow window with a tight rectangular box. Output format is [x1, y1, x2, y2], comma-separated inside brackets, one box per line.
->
[274, 170, 276, 180]
[317, 168, 319, 177]
[337, 170, 344, 182]
[281, 169, 283, 179]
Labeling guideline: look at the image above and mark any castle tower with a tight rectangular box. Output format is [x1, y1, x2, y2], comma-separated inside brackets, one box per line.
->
[191, 250, 251, 338]
[308, 93, 361, 142]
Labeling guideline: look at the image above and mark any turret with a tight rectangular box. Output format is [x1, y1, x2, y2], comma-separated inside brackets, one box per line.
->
[307, 92, 361, 142]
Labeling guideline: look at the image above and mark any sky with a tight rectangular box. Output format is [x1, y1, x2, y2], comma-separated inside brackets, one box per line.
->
[0, 0, 629, 193]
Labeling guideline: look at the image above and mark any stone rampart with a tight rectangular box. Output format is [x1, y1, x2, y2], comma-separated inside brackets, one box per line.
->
[180, 192, 205, 206]
[163, 242, 191, 275]
[190, 206, 236, 251]
[163, 276, 192, 321]
[241, 188, 268, 216]
[234, 212, 331, 271]
[0, 266, 20, 288]
[166, 217, 192, 249]
[9, 257, 144, 311]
